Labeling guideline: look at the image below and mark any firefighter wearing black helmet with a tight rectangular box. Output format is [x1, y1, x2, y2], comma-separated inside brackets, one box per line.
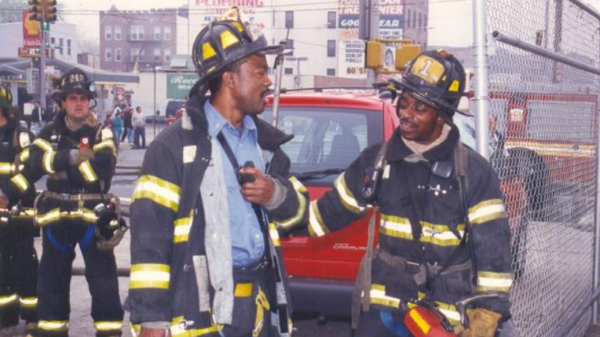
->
[1, 68, 124, 337]
[127, 7, 308, 337]
[308, 50, 517, 337]
[0, 84, 38, 336]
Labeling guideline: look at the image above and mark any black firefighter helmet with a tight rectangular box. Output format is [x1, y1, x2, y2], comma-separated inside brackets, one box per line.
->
[388, 50, 471, 122]
[189, 6, 283, 96]
[52, 67, 97, 104]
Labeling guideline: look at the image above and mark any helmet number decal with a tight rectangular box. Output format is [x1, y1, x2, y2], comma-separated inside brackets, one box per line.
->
[411, 56, 445, 85]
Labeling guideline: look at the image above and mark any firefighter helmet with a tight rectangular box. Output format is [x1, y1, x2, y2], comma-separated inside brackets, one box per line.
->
[388, 50, 471, 118]
[94, 201, 128, 251]
[52, 67, 97, 104]
[189, 7, 283, 96]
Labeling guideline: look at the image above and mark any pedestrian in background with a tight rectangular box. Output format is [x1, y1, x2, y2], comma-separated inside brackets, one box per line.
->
[121, 105, 133, 145]
[112, 112, 123, 149]
[30, 101, 43, 135]
[132, 106, 146, 149]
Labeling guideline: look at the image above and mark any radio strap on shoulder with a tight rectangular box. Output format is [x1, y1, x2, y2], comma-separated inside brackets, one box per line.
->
[352, 142, 388, 330]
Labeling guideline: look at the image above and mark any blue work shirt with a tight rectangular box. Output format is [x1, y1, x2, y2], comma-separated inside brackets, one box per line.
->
[205, 101, 266, 267]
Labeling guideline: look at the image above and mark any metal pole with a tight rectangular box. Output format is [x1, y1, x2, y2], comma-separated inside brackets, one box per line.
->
[552, 0, 563, 83]
[39, 14, 46, 110]
[493, 31, 600, 75]
[473, 0, 490, 160]
[595, 71, 600, 323]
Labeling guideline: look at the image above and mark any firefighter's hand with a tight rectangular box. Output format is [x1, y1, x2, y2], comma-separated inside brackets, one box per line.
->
[458, 308, 502, 337]
[240, 167, 274, 205]
[138, 327, 168, 337]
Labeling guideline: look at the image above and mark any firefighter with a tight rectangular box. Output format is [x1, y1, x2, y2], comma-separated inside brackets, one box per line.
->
[127, 7, 308, 337]
[308, 50, 517, 337]
[0, 84, 38, 336]
[0, 68, 124, 337]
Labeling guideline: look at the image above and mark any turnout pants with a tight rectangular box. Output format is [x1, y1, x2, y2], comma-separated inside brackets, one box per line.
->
[35, 215, 123, 337]
[0, 217, 38, 328]
[221, 258, 278, 337]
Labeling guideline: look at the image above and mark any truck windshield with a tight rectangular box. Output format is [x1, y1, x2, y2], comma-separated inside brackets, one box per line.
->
[262, 106, 384, 185]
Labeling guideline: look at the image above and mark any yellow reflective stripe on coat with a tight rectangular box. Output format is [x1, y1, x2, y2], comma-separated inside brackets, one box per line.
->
[132, 175, 181, 212]
[10, 174, 30, 192]
[334, 173, 365, 214]
[95, 321, 123, 331]
[269, 223, 280, 247]
[33, 138, 53, 152]
[93, 139, 117, 157]
[19, 148, 30, 162]
[0, 163, 23, 175]
[0, 293, 18, 306]
[130, 264, 171, 289]
[174, 215, 193, 243]
[435, 301, 461, 324]
[19, 297, 37, 308]
[79, 160, 98, 182]
[370, 284, 401, 308]
[380, 214, 413, 240]
[234, 283, 253, 297]
[477, 271, 513, 292]
[274, 176, 307, 229]
[38, 320, 69, 332]
[469, 199, 507, 225]
[43, 151, 56, 174]
[420, 222, 465, 246]
[308, 200, 329, 237]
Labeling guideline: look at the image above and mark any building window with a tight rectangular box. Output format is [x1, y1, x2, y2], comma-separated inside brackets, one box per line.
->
[284, 68, 293, 75]
[164, 26, 171, 40]
[424, 15, 428, 29]
[139, 49, 145, 61]
[105, 26, 112, 40]
[105, 48, 112, 61]
[418, 12, 422, 29]
[286, 39, 294, 55]
[164, 49, 171, 62]
[154, 48, 161, 62]
[115, 26, 122, 40]
[327, 11, 336, 29]
[327, 68, 335, 76]
[131, 48, 140, 62]
[285, 11, 293, 28]
[407, 10, 411, 28]
[59, 38, 63, 55]
[131, 26, 144, 40]
[115, 48, 122, 62]
[154, 27, 161, 41]
[67, 39, 71, 56]
[412, 11, 416, 29]
[327, 40, 336, 57]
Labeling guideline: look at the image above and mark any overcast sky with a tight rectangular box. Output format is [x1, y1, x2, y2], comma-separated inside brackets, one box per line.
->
[58, 0, 600, 48]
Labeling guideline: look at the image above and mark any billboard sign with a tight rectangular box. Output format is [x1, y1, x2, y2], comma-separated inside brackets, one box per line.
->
[167, 74, 198, 99]
[337, 0, 403, 78]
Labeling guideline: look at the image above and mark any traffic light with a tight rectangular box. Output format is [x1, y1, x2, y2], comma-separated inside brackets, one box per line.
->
[28, 0, 42, 21]
[395, 44, 422, 71]
[365, 41, 383, 69]
[43, 0, 58, 22]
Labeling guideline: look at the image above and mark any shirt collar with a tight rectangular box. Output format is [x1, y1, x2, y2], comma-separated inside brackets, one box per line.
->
[204, 100, 257, 138]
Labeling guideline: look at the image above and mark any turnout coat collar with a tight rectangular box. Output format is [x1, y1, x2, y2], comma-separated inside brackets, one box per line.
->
[386, 124, 460, 163]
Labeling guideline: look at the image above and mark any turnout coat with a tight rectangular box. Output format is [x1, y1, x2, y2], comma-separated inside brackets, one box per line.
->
[128, 95, 308, 336]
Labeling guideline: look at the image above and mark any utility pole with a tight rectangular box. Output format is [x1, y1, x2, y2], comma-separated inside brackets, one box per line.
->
[359, 0, 380, 86]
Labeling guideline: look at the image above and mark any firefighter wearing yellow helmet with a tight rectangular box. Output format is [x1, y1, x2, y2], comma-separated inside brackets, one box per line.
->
[0, 84, 38, 337]
[127, 7, 308, 337]
[1, 68, 125, 337]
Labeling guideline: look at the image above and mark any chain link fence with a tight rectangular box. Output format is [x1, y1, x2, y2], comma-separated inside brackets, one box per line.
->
[483, 0, 600, 336]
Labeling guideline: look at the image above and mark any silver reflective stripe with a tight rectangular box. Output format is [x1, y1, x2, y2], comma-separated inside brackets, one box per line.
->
[193, 255, 211, 312]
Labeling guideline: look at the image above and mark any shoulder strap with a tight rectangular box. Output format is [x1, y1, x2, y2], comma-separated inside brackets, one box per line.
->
[216, 132, 241, 170]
